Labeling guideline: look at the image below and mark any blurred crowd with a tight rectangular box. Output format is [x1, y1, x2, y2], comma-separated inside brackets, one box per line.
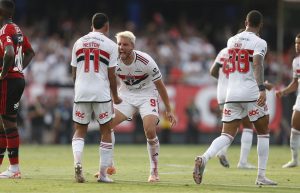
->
[15, 13, 296, 144]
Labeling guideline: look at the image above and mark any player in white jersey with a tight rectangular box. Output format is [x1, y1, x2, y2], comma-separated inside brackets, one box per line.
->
[194, 10, 277, 186]
[211, 47, 274, 169]
[95, 31, 176, 182]
[276, 33, 300, 168]
[70, 13, 121, 183]
[210, 47, 255, 169]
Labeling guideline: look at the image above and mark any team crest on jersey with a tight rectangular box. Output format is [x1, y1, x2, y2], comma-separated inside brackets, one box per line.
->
[125, 74, 135, 85]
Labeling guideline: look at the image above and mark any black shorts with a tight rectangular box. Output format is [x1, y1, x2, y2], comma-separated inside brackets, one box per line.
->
[0, 78, 25, 115]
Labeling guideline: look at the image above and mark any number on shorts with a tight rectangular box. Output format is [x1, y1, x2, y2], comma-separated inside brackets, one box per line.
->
[150, 99, 156, 107]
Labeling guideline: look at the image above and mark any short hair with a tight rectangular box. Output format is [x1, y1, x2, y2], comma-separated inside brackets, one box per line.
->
[92, 13, 108, 29]
[0, 0, 15, 16]
[115, 31, 136, 45]
[246, 10, 263, 28]
[296, 33, 300, 39]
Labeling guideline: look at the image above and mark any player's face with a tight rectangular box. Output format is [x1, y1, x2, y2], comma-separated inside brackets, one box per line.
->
[118, 37, 134, 60]
[295, 37, 300, 54]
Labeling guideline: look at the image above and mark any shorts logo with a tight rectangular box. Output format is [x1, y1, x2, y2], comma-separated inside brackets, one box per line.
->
[99, 112, 108, 119]
[223, 109, 231, 115]
[14, 102, 19, 110]
[248, 109, 259, 116]
[75, 111, 85, 119]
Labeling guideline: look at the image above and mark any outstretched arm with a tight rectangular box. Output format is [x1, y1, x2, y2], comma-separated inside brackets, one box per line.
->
[276, 78, 298, 98]
[154, 79, 177, 127]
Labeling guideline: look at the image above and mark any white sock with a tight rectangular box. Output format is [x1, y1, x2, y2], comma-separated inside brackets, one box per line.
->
[257, 134, 269, 177]
[239, 128, 253, 164]
[111, 131, 115, 167]
[72, 138, 84, 165]
[203, 133, 233, 161]
[216, 144, 230, 157]
[8, 164, 19, 172]
[290, 128, 300, 162]
[99, 142, 113, 178]
[147, 137, 160, 176]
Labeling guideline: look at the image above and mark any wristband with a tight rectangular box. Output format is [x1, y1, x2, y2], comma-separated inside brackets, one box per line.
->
[258, 85, 266, 91]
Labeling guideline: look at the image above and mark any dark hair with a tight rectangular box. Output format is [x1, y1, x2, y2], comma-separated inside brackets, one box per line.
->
[246, 10, 263, 28]
[296, 33, 300, 39]
[92, 13, 108, 29]
[0, 0, 15, 16]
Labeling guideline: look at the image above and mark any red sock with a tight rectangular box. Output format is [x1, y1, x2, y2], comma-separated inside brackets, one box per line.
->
[0, 130, 7, 165]
[5, 127, 19, 165]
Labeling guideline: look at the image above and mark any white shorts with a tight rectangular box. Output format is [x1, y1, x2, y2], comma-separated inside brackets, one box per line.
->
[73, 101, 114, 125]
[222, 102, 269, 122]
[293, 97, 300, 112]
[115, 96, 159, 119]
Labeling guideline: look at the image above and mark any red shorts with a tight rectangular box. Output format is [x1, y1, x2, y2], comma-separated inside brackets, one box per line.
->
[0, 78, 25, 115]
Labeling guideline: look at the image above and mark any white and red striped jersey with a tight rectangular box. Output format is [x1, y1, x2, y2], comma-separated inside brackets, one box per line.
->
[213, 47, 229, 104]
[225, 31, 267, 102]
[71, 32, 118, 102]
[292, 55, 300, 95]
[116, 50, 162, 97]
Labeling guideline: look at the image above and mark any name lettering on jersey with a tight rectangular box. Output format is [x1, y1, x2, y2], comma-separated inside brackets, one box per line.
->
[75, 111, 85, 119]
[83, 41, 100, 48]
[248, 109, 259, 116]
[234, 43, 242, 48]
[136, 53, 149, 65]
[117, 73, 149, 86]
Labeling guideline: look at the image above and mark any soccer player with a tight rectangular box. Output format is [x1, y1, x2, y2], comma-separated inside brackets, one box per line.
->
[0, 0, 35, 178]
[210, 47, 255, 169]
[276, 33, 300, 168]
[70, 13, 121, 183]
[211, 46, 273, 169]
[102, 31, 176, 182]
[193, 10, 277, 185]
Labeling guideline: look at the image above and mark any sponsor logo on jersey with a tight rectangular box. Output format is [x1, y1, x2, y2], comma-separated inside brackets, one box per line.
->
[75, 111, 85, 119]
[248, 109, 259, 116]
[152, 109, 157, 112]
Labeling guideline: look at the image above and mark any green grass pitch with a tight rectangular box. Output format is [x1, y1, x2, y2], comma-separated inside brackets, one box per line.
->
[0, 144, 299, 193]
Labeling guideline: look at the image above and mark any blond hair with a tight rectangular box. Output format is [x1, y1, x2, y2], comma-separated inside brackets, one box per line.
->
[115, 31, 136, 45]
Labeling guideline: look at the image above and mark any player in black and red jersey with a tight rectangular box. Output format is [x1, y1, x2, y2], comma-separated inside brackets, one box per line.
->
[0, 0, 34, 179]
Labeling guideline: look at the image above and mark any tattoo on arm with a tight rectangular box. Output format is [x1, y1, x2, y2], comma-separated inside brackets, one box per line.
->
[253, 55, 264, 86]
